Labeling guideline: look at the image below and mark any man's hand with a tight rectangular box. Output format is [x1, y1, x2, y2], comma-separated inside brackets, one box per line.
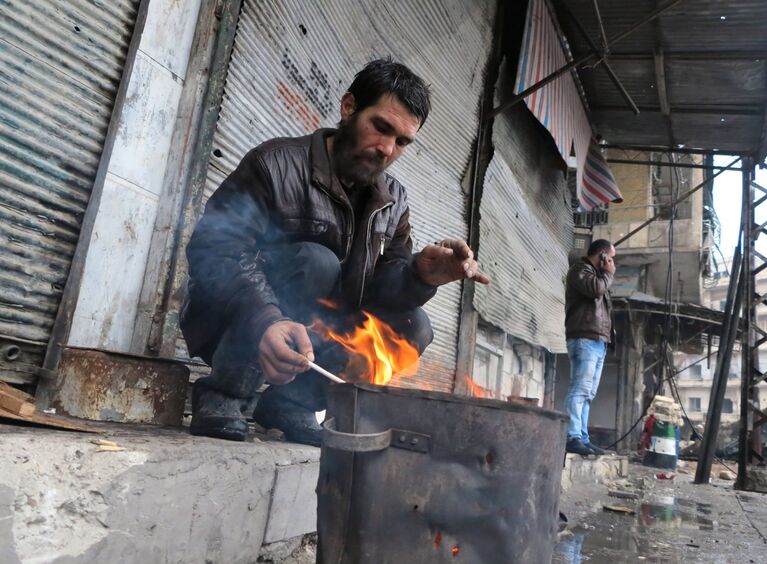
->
[602, 254, 616, 275]
[416, 239, 490, 287]
[258, 320, 314, 384]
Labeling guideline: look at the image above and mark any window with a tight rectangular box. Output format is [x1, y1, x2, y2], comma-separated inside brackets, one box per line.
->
[689, 364, 702, 379]
[569, 167, 608, 226]
[722, 399, 734, 414]
[651, 154, 693, 220]
[689, 397, 701, 412]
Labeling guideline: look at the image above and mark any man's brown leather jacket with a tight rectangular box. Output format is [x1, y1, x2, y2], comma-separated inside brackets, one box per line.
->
[565, 258, 613, 342]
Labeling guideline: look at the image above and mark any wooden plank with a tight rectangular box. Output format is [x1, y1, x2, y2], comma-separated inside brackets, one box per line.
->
[0, 383, 98, 432]
[0, 382, 35, 415]
[0, 407, 98, 433]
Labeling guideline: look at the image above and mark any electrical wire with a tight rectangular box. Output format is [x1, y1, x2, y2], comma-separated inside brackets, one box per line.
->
[603, 153, 678, 451]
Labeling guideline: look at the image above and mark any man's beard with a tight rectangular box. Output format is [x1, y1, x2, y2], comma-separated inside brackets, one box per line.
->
[332, 116, 387, 186]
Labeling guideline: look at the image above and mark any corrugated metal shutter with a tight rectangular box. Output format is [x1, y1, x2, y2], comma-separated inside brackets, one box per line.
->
[184, 0, 496, 391]
[0, 1, 139, 381]
[473, 64, 573, 354]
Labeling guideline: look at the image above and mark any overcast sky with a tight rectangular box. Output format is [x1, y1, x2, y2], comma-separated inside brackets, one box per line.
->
[712, 155, 767, 270]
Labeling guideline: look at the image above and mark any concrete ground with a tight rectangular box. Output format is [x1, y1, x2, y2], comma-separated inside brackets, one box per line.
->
[553, 461, 767, 563]
[5, 417, 766, 563]
[0, 421, 320, 564]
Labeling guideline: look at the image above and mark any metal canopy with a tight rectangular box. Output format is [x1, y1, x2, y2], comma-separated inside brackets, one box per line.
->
[553, 0, 767, 160]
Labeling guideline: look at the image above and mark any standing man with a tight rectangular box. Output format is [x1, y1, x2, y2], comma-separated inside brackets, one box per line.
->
[564, 239, 616, 455]
[181, 59, 489, 446]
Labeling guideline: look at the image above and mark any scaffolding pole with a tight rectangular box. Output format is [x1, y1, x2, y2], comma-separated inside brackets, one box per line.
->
[738, 161, 767, 489]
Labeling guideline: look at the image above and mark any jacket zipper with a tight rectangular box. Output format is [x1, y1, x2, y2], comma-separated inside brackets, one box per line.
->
[314, 180, 353, 261]
[358, 202, 393, 306]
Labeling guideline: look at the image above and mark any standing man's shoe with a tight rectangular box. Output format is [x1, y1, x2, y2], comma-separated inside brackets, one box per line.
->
[586, 442, 608, 455]
[565, 437, 594, 456]
[190, 385, 249, 441]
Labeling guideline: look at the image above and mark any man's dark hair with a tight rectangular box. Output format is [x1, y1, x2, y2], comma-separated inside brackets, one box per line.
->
[587, 239, 613, 257]
[347, 58, 431, 127]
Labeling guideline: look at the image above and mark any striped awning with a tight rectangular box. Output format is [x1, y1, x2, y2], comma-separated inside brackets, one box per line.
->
[513, 0, 622, 210]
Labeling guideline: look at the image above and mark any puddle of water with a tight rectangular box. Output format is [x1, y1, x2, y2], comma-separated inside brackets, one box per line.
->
[553, 497, 722, 563]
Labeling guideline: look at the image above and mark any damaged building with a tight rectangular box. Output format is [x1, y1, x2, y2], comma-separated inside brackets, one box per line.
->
[2, 0, 767, 561]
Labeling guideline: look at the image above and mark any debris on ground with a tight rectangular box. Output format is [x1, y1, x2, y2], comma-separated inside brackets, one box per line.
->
[655, 472, 675, 480]
[718, 470, 736, 481]
[602, 504, 636, 515]
[604, 476, 648, 501]
[91, 438, 126, 452]
[647, 395, 684, 427]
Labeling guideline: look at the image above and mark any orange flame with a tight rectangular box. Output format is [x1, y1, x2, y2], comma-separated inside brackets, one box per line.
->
[464, 376, 493, 398]
[452, 546, 460, 556]
[313, 311, 419, 386]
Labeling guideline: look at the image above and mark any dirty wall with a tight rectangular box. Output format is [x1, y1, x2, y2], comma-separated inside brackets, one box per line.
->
[473, 60, 574, 355]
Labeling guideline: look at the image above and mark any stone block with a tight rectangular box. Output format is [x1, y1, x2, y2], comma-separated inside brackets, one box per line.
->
[0, 424, 320, 563]
[264, 463, 320, 543]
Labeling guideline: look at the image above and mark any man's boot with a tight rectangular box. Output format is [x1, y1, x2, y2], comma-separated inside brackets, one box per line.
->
[190, 382, 249, 441]
[253, 371, 330, 447]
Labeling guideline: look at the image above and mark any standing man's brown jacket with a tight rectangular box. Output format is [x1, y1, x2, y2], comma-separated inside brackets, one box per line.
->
[565, 258, 613, 342]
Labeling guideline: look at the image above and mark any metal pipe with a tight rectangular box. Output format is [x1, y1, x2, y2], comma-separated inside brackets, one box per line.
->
[557, 1, 639, 114]
[601, 143, 745, 156]
[490, 0, 685, 117]
[738, 158, 754, 489]
[606, 50, 767, 61]
[607, 158, 744, 171]
[614, 157, 742, 247]
[695, 249, 742, 484]
[591, 0, 609, 50]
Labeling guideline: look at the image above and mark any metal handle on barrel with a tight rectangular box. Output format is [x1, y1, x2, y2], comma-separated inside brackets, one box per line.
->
[323, 418, 430, 453]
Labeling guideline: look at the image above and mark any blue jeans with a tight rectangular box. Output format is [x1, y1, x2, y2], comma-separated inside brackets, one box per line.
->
[565, 338, 607, 443]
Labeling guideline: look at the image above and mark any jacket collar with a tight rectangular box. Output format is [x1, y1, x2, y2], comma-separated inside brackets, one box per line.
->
[581, 256, 598, 271]
[310, 128, 395, 209]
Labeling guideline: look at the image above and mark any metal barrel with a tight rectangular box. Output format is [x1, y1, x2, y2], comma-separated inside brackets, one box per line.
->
[317, 384, 567, 563]
[643, 420, 679, 470]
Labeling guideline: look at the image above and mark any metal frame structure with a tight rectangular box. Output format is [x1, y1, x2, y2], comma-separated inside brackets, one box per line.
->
[738, 159, 767, 489]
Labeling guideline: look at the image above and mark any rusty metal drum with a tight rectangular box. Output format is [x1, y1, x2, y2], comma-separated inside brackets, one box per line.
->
[37, 347, 189, 426]
[317, 384, 567, 564]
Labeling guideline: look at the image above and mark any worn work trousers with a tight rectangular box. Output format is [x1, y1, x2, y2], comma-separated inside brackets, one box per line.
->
[196, 242, 434, 411]
[565, 338, 607, 443]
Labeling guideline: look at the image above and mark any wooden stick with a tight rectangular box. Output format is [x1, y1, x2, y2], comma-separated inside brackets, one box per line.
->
[307, 360, 346, 384]
[0, 383, 35, 416]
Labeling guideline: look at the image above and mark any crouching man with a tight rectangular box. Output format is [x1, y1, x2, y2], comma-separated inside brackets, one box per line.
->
[181, 59, 489, 445]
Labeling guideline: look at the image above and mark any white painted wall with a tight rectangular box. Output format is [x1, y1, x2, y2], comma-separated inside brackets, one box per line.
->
[68, 0, 203, 351]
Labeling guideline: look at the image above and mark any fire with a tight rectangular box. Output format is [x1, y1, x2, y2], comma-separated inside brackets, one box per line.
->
[452, 546, 460, 556]
[313, 311, 419, 386]
[464, 376, 493, 398]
